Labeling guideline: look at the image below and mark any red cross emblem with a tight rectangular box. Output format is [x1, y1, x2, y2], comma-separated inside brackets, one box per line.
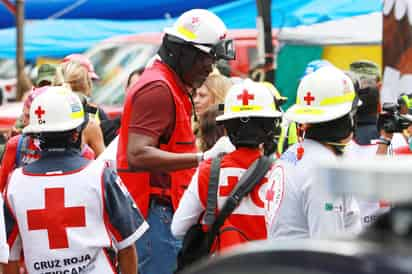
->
[266, 189, 274, 202]
[237, 89, 254, 105]
[34, 106, 45, 120]
[220, 176, 238, 196]
[303, 91, 315, 105]
[192, 17, 199, 24]
[27, 188, 86, 249]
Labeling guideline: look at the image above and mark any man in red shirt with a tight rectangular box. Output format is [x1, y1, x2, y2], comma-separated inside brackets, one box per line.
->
[116, 9, 235, 274]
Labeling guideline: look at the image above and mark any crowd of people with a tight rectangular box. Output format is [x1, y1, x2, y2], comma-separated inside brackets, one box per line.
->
[0, 7, 408, 274]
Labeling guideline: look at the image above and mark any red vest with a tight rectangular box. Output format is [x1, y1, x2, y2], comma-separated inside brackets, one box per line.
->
[117, 60, 197, 217]
[197, 148, 269, 251]
[394, 145, 412, 155]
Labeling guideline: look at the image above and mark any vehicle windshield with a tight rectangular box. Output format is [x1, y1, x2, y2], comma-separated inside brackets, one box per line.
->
[91, 43, 158, 106]
[0, 59, 17, 79]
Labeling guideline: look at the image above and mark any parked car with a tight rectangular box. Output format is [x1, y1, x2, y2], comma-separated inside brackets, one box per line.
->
[0, 59, 34, 104]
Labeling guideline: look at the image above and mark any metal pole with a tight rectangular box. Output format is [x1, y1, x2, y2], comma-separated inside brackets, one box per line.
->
[256, 0, 275, 83]
[16, 0, 26, 101]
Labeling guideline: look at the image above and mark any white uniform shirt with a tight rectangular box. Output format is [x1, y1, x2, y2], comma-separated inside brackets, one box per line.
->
[5, 159, 148, 274]
[265, 139, 361, 240]
[344, 140, 391, 229]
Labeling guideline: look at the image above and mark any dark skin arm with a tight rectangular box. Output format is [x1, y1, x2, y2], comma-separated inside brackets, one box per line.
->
[3, 261, 18, 274]
[118, 245, 137, 274]
[127, 133, 199, 173]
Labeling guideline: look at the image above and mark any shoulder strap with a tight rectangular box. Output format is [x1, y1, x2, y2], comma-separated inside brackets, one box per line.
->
[15, 135, 25, 167]
[204, 155, 223, 225]
[207, 155, 273, 242]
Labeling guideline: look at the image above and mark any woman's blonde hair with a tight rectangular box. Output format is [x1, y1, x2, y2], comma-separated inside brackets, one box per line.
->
[58, 61, 92, 96]
[202, 70, 232, 104]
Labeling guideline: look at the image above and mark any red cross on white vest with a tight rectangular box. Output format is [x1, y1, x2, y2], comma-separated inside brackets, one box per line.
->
[26, 188, 86, 249]
[34, 106, 45, 120]
[266, 189, 274, 202]
[237, 89, 254, 105]
[303, 91, 315, 105]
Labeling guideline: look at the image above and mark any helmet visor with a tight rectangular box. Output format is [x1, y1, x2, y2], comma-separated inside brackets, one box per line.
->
[211, 39, 235, 60]
[166, 34, 235, 60]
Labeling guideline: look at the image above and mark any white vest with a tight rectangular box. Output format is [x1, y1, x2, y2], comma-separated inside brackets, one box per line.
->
[7, 160, 116, 274]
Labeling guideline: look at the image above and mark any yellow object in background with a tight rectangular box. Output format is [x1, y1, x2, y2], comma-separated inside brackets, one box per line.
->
[36, 57, 61, 66]
[322, 45, 382, 73]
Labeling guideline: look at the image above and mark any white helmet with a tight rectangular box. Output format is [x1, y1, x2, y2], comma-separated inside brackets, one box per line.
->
[216, 79, 282, 121]
[164, 9, 235, 60]
[285, 66, 360, 124]
[23, 86, 85, 134]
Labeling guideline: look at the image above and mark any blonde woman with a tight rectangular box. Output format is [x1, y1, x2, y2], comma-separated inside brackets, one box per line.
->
[193, 70, 232, 117]
[193, 71, 232, 151]
[58, 61, 105, 157]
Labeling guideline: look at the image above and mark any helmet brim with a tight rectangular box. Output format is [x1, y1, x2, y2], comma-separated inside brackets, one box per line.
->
[23, 119, 84, 134]
[216, 110, 282, 122]
[285, 102, 353, 124]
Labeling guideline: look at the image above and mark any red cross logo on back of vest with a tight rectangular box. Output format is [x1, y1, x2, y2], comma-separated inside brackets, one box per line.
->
[266, 189, 274, 202]
[219, 175, 267, 208]
[237, 89, 254, 105]
[26, 188, 86, 249]
[34, 106, 45, 120]
[303, 91, 315, 105]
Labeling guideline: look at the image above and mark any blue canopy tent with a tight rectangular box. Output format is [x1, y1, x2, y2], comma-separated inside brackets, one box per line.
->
[0, 0, 230, 29]
[0, 0, 381, 60]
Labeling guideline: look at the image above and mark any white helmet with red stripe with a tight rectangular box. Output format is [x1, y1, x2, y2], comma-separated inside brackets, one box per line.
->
[216, 79, 282, 121]
[286, 66, 360, 124]
[164, 9, 235, 60]
[23, 86, 85, 134]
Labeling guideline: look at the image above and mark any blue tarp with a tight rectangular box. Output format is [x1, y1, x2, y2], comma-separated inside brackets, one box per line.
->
[212, 0, 381, 28]
[0, 18, 171, 60]
[0, 0, 230, 29]
[0, 0, 382, 60]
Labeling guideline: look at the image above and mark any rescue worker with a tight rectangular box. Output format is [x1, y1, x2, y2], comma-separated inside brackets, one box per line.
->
[343, 65, 391, 229]
[172, 79, 282, 250]
[349, 60, 381, 145]
[116, 8, 235, 274]
[0, 87, 95, 192]
[265, 66, 362, 240]
[4, 86, 148, 274]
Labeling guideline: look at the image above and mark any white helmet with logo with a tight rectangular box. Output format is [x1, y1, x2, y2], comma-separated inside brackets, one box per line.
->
[216, 79, 282, 121]
[285, 66, 360, 124]
[23, 86, 85, 134]
[164, 9, 235, 60]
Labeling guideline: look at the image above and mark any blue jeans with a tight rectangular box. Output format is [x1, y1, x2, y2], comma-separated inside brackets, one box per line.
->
[136, 201, 182, 274]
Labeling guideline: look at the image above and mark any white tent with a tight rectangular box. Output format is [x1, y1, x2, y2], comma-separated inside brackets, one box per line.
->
[276, 12, 382, 45]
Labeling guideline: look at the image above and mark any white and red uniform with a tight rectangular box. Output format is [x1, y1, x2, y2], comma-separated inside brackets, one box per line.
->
[265, 139, 362, 240]
[344, 140, 391, 229]
[172, 148, 269, 250]
[5, 149, 148, 274]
